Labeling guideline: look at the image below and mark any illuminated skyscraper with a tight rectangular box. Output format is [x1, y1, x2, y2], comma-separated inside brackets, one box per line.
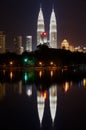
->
[37, 5, 45, 46]
[14, 35, 24, 54]
[49, 8, 57, 48]
[0, 32, 5, 53]
[17, 36, 24, 54]
[26, 36, 32, 52]
[61, 39, 70, 50]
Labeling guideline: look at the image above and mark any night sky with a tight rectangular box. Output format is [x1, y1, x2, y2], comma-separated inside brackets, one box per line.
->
[0, 0, 86, 50]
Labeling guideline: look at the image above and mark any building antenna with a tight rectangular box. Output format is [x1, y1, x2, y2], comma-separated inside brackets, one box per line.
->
[40, 0, 42, 9]
[52, 0, 55, 10]
[40, 3, 42, 9]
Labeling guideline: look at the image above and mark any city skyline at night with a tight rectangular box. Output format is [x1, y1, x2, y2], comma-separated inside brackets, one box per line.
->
[0, 0, 86, 51]
[37, 5, 57, 49]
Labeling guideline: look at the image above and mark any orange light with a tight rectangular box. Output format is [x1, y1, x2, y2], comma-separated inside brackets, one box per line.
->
[50, 61, 53, 65]
[50, 70, 53, 77]
[10, 71, 13, 79]
[40, 91, 47, 100]
[39, 62, 42, 65]
[9, 61, 13, 65]
[64, 82, 69, 92]
[43, 91, 47, 100]
[39, 70, 42, 78]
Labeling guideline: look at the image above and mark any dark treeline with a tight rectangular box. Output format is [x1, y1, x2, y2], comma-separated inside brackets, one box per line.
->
[0, 45, 86, 67]
[35, 45, 86, 66]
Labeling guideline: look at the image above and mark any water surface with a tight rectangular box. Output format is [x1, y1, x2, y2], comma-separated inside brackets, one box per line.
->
[0, 69, 86, 130]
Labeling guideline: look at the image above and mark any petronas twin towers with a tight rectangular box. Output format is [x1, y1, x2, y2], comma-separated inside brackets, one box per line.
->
[37, 5, 57, 48]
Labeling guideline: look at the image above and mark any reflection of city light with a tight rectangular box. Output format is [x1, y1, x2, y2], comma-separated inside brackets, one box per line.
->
[49, 85, 57, 124]
[43, 91, 47, 100]
[64, 82, 69, 92]
[50, 70, 53, 77]
[3, 69, 5, 75]
[24, 73, 28, 81]
[83, 78, 86, 87]
[40, 91, 47, 100]
[0, 83, 5, 100]
[19, 81, 22, 94]
[26, 86, 32, 96]
[10, 71, 13, 79]
[39, 70, 42, 78]
[37, 91, 45, 126]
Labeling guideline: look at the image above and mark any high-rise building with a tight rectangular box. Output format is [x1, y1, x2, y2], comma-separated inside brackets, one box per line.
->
[17, 36, 24, 54]
[49, 8, 57, 48]
[0, 32, 5, 53]
[26, 36, 32, 52]
[37, 5, 45, 46]
[61, 39, 70, 50]
[14, 35, 24, 54]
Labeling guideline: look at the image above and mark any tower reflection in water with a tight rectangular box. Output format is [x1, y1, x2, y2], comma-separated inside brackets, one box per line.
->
[49, 84, 57, 125]
[37, 89, 47, 126]
[1, 69, 86, 129]
[37, 84, 57, 127]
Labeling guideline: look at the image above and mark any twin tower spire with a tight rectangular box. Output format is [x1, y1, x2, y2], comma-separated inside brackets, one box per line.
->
[37, 5, 57, 48]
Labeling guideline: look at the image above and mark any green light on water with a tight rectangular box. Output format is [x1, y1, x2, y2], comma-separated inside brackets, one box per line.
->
[28, 72, 35, 81]
[24, 73, 28, 81]
[23, 71, 36, 83]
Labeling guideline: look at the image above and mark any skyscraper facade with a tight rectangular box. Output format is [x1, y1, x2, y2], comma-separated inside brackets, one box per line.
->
[17, 36, 24, 54]
[0, 32, 5, 53]
[14, 35, 24, 54]
[37, 6, 45, 46]
[49, 8, 57, 48]
[26, 36, 32, 52]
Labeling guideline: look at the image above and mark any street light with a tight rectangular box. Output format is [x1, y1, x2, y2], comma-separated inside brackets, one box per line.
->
[9, 61, 13, 65]
[39, 62, 42, 66]
[50, 61, 53, 65]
